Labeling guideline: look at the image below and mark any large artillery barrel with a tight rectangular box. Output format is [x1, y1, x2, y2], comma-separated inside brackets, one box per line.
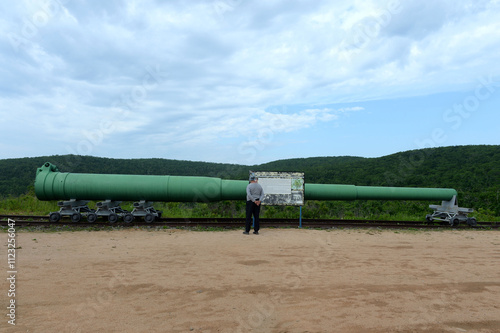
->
[35, 162, 248, 202]
[305, 184, 457, 201]
[35, 162, 457, 202]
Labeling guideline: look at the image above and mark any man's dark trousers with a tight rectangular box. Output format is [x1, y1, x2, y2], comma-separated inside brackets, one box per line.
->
[245, 200, 260, 233]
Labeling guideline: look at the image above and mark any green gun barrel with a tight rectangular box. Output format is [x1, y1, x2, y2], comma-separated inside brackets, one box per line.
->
[35, 162, 457, 202]
[304, 183, 457, 201]
[35, 162, 248, 202]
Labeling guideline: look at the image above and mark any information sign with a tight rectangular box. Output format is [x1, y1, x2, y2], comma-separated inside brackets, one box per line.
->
[253, 171, 304, 206]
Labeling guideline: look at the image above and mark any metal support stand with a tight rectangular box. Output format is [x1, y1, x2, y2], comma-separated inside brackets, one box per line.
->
[131, 200, 162, 223]
[49, 199, 95, 223]
[95, 200, 129, 223]
[427, 195, 476, 227]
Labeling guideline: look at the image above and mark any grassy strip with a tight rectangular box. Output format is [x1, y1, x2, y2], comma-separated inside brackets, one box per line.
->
[2, 193, 499, 222]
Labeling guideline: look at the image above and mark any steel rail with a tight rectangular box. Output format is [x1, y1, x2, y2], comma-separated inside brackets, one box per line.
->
[1, 214, 497, 225]
[0, 215, 497, 229]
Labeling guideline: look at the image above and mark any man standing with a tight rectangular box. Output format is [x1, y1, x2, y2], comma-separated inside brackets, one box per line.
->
[244, 174, 264, 235]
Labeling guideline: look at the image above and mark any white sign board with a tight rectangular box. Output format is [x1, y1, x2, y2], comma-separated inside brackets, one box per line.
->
[253, 171, 304, 206]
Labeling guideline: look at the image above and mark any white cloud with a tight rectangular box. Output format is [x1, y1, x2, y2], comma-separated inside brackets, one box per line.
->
[0, 0, 499, 162]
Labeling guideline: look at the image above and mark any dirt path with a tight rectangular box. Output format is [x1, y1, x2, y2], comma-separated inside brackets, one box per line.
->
[2, 228, 500, 332]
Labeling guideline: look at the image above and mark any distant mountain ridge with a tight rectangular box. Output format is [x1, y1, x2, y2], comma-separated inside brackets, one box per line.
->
[0, 145, 498, 214]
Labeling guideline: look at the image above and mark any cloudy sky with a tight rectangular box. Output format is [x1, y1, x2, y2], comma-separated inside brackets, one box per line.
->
[1, 0, 499, 165]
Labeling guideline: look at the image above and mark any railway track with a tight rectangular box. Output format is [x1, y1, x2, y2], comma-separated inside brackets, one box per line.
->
[1, 215, 498, 229]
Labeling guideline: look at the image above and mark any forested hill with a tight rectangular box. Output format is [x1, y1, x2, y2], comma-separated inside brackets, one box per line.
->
[0, 145, 498, 213]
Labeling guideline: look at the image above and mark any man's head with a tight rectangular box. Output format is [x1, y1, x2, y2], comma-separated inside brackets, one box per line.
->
[249, 174, 258, 182]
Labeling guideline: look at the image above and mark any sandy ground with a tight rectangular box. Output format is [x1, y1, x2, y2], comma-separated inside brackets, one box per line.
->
[1, 227, 500, 333]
